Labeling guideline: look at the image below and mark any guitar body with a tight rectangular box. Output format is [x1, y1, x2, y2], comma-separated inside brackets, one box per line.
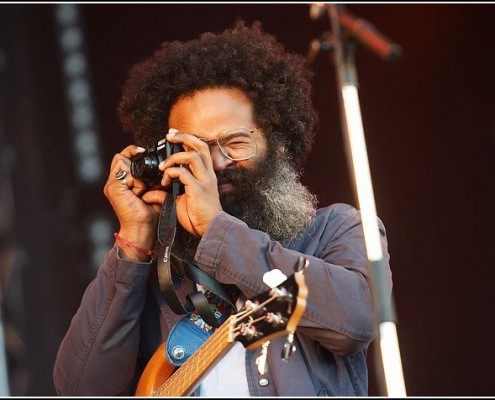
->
[135, 343, 176, 396]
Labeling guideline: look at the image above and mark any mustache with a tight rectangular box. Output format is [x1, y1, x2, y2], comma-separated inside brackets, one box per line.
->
[215, 167, 249, 185]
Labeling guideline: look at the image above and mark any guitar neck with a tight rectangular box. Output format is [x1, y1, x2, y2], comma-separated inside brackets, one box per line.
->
[153, 316, 236, 397]
[137, 270, 308, 397]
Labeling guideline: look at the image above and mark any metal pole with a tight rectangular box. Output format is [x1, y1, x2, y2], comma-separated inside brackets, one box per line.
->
[316, 3, 407, 396]
[0, 304, 9, 395]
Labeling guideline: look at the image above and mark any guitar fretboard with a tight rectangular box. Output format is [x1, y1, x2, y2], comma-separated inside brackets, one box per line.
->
[153, 316, 236, 396]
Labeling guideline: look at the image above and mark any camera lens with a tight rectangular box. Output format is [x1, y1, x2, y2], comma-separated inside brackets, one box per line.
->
[130, 152, 161, 183]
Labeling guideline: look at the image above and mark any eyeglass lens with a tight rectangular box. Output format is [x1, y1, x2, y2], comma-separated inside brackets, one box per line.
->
[216, 129, 257, 161]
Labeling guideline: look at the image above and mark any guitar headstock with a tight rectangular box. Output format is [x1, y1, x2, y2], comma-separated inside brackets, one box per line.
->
[229, 265, 308, 350]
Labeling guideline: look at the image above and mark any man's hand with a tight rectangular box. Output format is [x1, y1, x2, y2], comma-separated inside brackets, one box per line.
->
[104, 145, 166, 261]
[159, 129, 223, 237]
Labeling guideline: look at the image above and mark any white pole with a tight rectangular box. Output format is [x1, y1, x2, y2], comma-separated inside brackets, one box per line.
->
[0, 302, 10, 395]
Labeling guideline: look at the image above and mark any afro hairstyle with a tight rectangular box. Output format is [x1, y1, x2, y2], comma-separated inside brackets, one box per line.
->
[118, 20, 319, 168]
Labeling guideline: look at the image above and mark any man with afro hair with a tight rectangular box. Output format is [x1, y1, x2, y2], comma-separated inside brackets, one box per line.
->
[54, 20, 392, 397]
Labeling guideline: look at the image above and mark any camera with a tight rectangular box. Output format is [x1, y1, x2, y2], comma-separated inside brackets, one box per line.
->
[130, 138, 184, 193]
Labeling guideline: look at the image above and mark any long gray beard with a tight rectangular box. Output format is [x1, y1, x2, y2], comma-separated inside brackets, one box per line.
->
[172, 148, 318, 262]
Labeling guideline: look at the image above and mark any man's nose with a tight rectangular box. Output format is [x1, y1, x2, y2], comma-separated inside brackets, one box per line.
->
[210, 145, 234, 172]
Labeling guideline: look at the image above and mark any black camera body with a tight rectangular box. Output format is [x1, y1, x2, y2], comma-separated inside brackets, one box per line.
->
[130, 138, 184, 194]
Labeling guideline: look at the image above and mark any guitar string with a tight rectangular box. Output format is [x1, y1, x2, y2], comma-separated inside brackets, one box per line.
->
[156, 318, 233, 396]
[154, 292, 280, 396]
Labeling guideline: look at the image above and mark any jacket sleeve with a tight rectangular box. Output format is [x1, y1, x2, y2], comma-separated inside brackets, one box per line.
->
[194, 204, 392, 356]
[53, 245, 153, 396]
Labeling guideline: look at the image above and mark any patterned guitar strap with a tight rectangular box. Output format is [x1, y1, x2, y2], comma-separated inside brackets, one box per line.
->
[156, 179, 238, 366]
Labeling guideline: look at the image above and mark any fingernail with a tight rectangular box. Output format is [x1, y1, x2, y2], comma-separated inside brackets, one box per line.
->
[137, 146, 146, 152]
[168, 128, 178, 136]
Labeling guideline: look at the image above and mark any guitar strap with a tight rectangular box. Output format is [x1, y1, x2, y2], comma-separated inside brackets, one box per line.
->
[156, 179, 237, 328]
[165, 289, 233, 367]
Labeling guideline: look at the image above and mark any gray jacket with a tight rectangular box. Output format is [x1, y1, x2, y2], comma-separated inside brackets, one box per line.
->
[53, 203, 392, 396]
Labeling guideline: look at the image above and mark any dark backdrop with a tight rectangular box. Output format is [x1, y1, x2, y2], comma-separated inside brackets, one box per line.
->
[0, 3, 494, 396]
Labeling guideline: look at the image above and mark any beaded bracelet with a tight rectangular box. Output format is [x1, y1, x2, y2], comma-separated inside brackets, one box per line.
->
[114, 232, 155, 257]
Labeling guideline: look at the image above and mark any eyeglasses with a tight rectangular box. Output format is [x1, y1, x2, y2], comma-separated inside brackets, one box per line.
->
[198, 127, 259, 161]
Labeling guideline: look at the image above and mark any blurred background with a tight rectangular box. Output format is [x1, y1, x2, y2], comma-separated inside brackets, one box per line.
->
[1, 2, 494, 396]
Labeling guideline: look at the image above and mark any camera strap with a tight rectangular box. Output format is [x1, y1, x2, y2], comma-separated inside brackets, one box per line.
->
[156, 179, 236, 328]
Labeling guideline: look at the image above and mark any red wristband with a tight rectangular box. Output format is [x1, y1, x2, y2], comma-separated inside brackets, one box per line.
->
[114, 232, 155, 257]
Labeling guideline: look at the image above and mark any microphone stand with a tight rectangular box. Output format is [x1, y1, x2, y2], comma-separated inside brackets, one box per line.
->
[310, 4, 407, 397]
[0, 295, 9, 395]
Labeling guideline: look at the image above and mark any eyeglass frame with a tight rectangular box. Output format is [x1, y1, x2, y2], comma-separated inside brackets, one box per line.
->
[196, 127, 259, 161]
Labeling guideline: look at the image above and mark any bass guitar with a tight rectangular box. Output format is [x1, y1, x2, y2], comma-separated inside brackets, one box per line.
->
[135, 265, 308, 396]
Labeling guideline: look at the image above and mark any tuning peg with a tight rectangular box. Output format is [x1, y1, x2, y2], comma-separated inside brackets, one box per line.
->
[294, 256, 309, 273]
[263, 268, 288, 288]
[256, 340, 270, 375]
[281, 332, 296, 362]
